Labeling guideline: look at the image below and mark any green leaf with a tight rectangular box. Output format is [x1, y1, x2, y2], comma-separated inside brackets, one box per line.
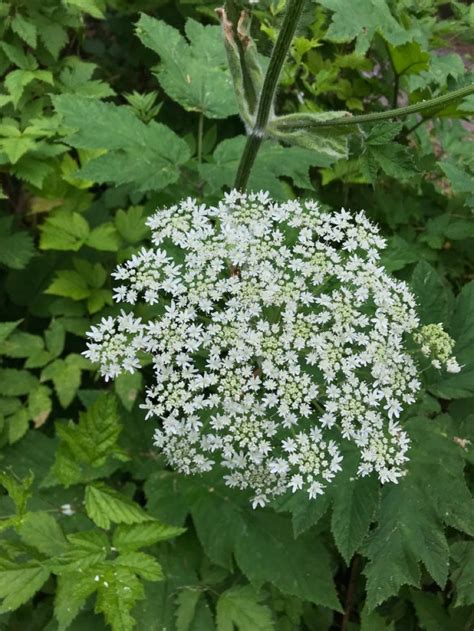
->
[388, 42, 429, 76]
[411, 260, 454, 325]
[0, 218, 35, 269]
[114, 551, 163, 582]
[45, 270, 90, 300]
[0, 368, 38, 396]
[28, 384, 52, 427]
[1, 331, 44, 358]
[331, 472, 379, 563]
[136, 15, 238, 119]
[176, 589, 202, 631]
[40, 211, 90, 251]
[54, 94, 191, 192]
[85, 482, 152, 529]
[19, 511, 68, 556]
[200, 137, 329, 200]
[55, 571, 99, 630]
[53, 394, 123, 476]
[0, 560, 50, 613]
[410, 589, 451, 631]
[41, 357, 82, 407]
[362, 142, 416, 182]
[450, 541, 474, 607]
[115, 206, 149, 244]
[268, 111, 351, 162]
[0, 320, 22, 345]
[51, 530, 109, 573]
[114, 372, 143, 411]
[216, 585, 274, 631]
[95, 568, 144, 631]
[86, 223, 121, 251]
[11, 14, 37, 48]
[63, 0, 105, 19]
[0, 470, 33, 516]
[113, 521, 185, 552]
[317, 0, 411, 54]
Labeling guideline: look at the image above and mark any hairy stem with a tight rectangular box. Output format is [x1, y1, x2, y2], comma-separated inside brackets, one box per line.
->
[275, 84, 474, 130]
[234, 0, 306, 190]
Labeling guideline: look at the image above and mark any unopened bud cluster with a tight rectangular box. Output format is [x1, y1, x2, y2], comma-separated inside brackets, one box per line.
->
[414, 323, 460, 373]
[84, 191, 459, 508]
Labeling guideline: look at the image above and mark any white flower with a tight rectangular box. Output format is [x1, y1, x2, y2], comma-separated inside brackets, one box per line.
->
[84, 191, 459, 508]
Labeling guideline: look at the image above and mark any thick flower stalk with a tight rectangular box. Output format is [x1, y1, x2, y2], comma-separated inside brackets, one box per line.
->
[84, 191, 458, 508]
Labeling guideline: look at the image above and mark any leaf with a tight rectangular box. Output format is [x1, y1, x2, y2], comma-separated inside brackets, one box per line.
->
[0, 470, 33, 516]
[53, 394, 123, 474]
[362, 142, 416, 182]
[411, 260, 454, 325]
[114, 372, 143, 411]
[40, 211, 90, 251]
[268, 111, 352, 162]
[51, 530, 109, 573]
[318, 0, 411, 54]
[11, 14, 37, 48]
[388, 42, 429, 76]
[176, 589, 201, 631]
[19, 511, 68, 556]
[216, 585, 274, 631]
[331, 472, 379, 563]
[85, 482, 152, 529]
[136, 15, 238, 119]
[0, 368, 38, 396]
[86, 223, 121, 251]
[63, 0, 105, 19]
[450, 541, 474, 607]
[363, 416, 471, 610]
[113, 521, 185, 552]
[0, 218, 35, 269]
[439, 160, 474, 196]
[54, 94, 190, 192]
[45, 270, 90, 300]
[115, 206, 149, 244]
[410, 589, 450, 631]
[41, 357, 82, 407]
[0, 320, 22, 345]
[28, 385, 52, 427]
[55, 572, 99, 630]
[200, 137, 329, 200]
[95, 568, 145, 631]
[0, 560, 50, 613]
[381, 235, 422, 272]
[114, 551, 163, 581]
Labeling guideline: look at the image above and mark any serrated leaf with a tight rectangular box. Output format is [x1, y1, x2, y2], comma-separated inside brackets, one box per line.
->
[95, 568, 144, 631]
[410, 589, 450, 631]
[450, 541, 474, 607]
[317, 0, 411, 54]
[85, 482, 152, 529]
[0, 368, 38, 396]
[115, 206, 149, 244]
[39, 211, 90, 251]
[45, 270, 90, 300]
[113, 521, 185, 551]
[114, 371, 143, 411]
[86, 223, 121, 251]
[216, 585, 274, 631]
[136, 15, 238, 119]
[51, 530, 109, 573]
[19, 511, 68, 556]
[11, 14, 37, 48]
[41, 357, 82, 407]
[0, 470, 33, 516]
[0, 560, 49, 613]
[0, 220, 35, 269]
[28, 385, 52, 428]
[0, 320, 22, 345]
[54, 94, 190, 192]
[176, 589, 201, 631]
[411, 261, 454, 325]
[331, 472, 379, 563]
[55, 571, 98, 630]
[114, 551, 163, 581]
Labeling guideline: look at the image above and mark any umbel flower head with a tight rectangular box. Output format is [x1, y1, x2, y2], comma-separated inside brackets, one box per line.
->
[84, 191, 459, 508]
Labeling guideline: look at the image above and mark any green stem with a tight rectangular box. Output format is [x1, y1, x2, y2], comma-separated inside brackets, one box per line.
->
[197, 112, 204, 164]
[275, 83, 474, 129]
[234, 0, 306, 190]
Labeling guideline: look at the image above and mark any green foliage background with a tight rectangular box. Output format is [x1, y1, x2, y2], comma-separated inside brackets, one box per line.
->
[0, 0, 473, 629]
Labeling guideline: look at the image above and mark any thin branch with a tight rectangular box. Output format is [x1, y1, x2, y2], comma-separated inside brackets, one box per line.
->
[275, 83, 474, 130]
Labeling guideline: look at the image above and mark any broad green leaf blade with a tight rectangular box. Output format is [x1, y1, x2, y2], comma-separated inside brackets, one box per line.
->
[19, 511, 68, 556]
[0, 561, 50, 613]
[136, 15, 238, 119]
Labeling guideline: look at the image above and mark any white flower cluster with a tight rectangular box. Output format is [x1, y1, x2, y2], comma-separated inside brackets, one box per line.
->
[84, 191, 457, 508]
[414, 323, 460, 373]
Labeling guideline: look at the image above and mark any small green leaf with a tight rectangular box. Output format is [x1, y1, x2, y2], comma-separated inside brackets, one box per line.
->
[45, 270, 91, 301]
[0, 560, 49, 613]
[40, 211, 90, 251]
[216, 585, 274, 631]
[113, 521, 185, 551]
[19, 511, 68, 556]
[86, 223, 121, 251]
[0, 368, 39, 396]
[85, 482, 152, 529]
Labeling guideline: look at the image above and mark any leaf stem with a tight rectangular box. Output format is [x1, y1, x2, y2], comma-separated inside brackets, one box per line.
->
[234, 0, 306, 190]
[275, 83, 474, 129]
